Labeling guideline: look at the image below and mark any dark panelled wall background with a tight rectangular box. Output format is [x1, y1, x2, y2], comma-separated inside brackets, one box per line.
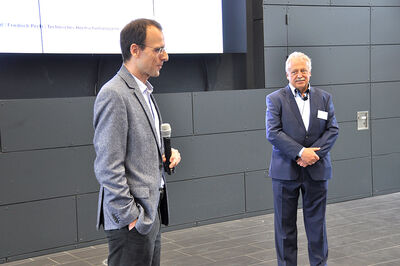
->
[1, 0, 400, 262]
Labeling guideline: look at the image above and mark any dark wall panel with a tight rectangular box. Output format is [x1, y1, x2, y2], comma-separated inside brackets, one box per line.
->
[288, 46, 370, 85]
[372, 7, 400, 44]
[263, 5, 287, 46]
[371, 45, 400, 82]
[287, 0, 330, 4]
[372, 82, 400, 119]
[372, 118, 400, 155]
[263, 0, 330, 4]
[168, 174, 245, 225]
[154, 92, 193, 137]
[253, 0, 263, 20]
[0, 197, 77, 257]
[0, 97, 94, 152]
[331, 0, 373, 5]
[193, 89, 268, 134]
[263, 0, 287, 4]
[222, 0, 247, 53]
[0, 54, 97, 99]
[373, 153, 400, 194]
[332, 0, 400, 5]
[321, 84, 370, 123]
[170, 130, 270, 182]
[149, 55, 206, 92]
[288, 6, 369, 46]
[150, 54, 247, 92]
[69, 98, 95, 146]
[245, 170, 273, 212]
[331, 122, 371, 161]
[370, 0, 400, 6]
[264, 47, 288, 88]
[77, 193, 105, 242]
[0, 146, 96, 205]
[329, 157, 372, 201]
[74, 146, 98, 193]
[253, 20, 267, 89]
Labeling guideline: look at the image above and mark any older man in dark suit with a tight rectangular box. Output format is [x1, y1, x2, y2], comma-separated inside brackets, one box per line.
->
[266, 52, 339, 266]
[93, 19, 181, 266]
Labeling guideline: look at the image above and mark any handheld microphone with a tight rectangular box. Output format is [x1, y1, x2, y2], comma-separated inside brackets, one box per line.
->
[161, 123, 174, 175]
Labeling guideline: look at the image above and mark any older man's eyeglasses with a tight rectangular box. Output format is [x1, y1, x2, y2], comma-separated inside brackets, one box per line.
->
[290, 69, 309, 76]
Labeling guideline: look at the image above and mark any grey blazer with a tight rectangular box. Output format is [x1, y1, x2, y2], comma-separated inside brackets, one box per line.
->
[93, 65, 169, 235]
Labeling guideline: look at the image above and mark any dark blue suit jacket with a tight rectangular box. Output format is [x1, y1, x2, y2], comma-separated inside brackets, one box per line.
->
[266, 85, 339, 181]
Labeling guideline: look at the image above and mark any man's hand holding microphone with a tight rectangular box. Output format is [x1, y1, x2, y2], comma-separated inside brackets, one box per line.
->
[161, 123, 181, 174]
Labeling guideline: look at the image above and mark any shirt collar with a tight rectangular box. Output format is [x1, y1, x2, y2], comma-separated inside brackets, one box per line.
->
[131, 74, 154, 95]
[289, 83, 311, 97]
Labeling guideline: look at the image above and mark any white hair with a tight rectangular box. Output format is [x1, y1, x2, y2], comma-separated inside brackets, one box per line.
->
[285, 52, 312, 74]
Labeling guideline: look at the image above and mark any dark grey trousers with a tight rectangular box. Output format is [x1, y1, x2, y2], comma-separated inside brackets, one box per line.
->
[105, 212, 161, 266]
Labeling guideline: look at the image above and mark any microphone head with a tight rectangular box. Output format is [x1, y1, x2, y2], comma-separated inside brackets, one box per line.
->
[161, 123, 171, 138]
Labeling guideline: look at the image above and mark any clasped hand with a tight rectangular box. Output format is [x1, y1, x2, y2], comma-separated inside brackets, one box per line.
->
[297, 147, 320, 168]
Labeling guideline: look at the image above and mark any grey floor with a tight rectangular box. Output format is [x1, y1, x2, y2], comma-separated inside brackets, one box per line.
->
[4, 192, 400, 266]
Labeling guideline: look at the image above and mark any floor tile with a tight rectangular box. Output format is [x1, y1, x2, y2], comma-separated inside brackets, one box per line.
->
[373, 258, 400, 266]
[58, 261, 91, 266]
[247, 249, 276, 261]
[2, 192, 400, 266]
[201, 245, 264, 261]
[352, 248, 400, 265]
[83, 255, 108, 266]
[47, 253, 80, 264]
[328, 256, 368, 266]
[160, 255, 214, 266]
[204, 255, 262, 266]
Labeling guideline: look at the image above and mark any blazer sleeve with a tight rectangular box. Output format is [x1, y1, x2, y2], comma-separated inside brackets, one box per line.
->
[93, 88, 139, 227]
[266, 93, 304, 160]
[311, 93, 339, 159]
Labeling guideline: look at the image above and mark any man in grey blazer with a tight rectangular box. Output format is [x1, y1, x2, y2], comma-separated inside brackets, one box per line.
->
[93, 19, 181, 266]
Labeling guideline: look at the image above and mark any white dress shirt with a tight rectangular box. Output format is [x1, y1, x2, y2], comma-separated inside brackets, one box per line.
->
[289, 83, 311, 157]
[132, 75, 161, 143]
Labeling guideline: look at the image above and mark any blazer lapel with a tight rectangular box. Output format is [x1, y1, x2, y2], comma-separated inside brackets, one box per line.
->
[117, 65, 163, 157]
[133, 89, 161, 147]
[285, 86, 306, 131]
[308, 86, 317, 132]
[150, 93, 163, 144]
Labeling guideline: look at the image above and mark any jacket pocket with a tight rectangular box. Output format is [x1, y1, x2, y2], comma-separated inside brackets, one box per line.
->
[132, 186, 149, 199]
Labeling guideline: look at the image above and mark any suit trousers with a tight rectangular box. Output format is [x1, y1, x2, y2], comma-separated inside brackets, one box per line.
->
[104, 208, 161, 266]
[272, 173, 328, 266]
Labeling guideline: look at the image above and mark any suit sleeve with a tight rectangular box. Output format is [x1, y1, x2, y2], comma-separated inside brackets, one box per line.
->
[93, 88, 139, 227]
[311, 93, 339, 159]
[266, 94, 303, 160]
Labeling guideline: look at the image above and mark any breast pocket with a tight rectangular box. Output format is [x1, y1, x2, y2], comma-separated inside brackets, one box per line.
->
[316, 109, 328, 131]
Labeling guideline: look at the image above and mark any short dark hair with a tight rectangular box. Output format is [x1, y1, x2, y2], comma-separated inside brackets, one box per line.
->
[120, 18, 162, 62]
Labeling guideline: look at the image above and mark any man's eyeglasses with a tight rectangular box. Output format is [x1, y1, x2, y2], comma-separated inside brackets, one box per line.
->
[139, 44, 166, 55]
[290, 69, 309, 76]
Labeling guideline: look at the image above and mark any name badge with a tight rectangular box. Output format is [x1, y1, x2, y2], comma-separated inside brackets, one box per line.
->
[318, 110, 328, 120]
